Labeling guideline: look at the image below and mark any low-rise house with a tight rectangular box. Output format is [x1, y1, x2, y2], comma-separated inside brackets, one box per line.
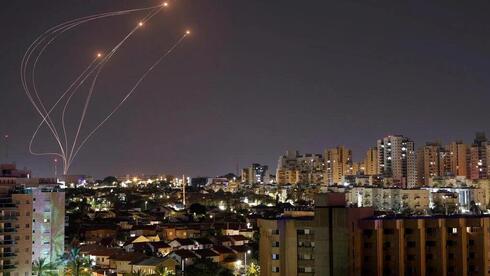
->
[130, 256, 166, 274]
[148, 241, 172, 256]
[162, 227, 202, 240]
[229, 235, 249, 246]
[195, 249, 220, 262]
[211, 245, 236, 262]
[130, 225, 158, 237]
[161, 257, 179, 273]
[193, 238, 214, 249]
[168, 249, 198, 267]
[168, 238, 199, 250]
[83, 227, 117, 243]
[109, 252, 147, 275]
[212, 236, 233, 246]
[125, 235, 160, 246]
[88, 248, 123, 268]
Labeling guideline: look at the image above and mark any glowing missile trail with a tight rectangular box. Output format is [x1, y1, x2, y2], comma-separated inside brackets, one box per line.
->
[21, 2, 191, 174]
[67, 6, 165, 168]
[24, 5, 164, 166]
[68, 31, 191, 168]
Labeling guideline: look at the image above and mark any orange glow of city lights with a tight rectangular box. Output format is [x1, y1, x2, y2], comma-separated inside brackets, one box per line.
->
[163, 2, 168, 7]
[138, 21, 144, 27]
[185, 30, 191, 35]
[96, 52, 102, 58]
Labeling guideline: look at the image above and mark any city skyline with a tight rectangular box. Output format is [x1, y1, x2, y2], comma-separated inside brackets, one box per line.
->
[2, 1, 490, 178]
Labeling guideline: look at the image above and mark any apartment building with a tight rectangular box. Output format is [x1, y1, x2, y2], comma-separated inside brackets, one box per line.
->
[258, 193, 374, 276]
[0, 164, 65, 276]
[276, 151, 324, 185]
[377, 135, 416, 188]
[259, 192, 490, 276]
[324, 146, 352, 185]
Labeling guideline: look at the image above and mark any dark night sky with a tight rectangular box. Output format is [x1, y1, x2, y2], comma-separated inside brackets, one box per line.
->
[1, 0, 490, 178]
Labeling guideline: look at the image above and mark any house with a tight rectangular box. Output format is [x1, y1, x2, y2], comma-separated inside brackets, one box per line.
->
[168, 238, 199, 250]
[148, 241, 172, 256]
[211, 245, 236, 262]
[168, 249, 198, 267]
[212, 236, 233, 246]
[88, 248, 123, 268]
[229, 235, 249, 246]
[195, 249, 220, 263]
[161, 257, 179, 273]
[83, 227, 117, 243]
[124, 235, 160, 247]
[130, 225, 158, 237]
[109, 252, 147, 275]
[161, 227, 201, 240]
[130, 256, 166, 274]
[193, 238, 214, 249]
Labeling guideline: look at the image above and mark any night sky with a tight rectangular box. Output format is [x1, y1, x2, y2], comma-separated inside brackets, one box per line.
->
[1, 0, 490, 178]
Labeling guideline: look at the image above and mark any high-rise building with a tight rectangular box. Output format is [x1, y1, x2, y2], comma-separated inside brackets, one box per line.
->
[241, 163, 269, 184]
[0, 164, 65, 276]
[417, 143, 444, 185]
[276, 151, 324, 185]
[438, 147, 452, 178]
[377, 135, 416, 187]
[361, 147, 379, 176]
[447, 141, 469, 178]
[324, 146, 352, 185]
[470, 132, 488, 180]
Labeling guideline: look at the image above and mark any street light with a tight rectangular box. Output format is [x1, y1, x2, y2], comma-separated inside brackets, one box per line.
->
[244, 249, 252, 274]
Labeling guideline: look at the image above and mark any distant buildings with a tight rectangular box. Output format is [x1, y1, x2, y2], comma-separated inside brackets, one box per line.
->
[273, 132, 490, 187]
[360, 147, 379, 176]
[447, 141, 468, 177]
[241, 163, 269, 184]
[276, 151, 324, 185]
[417, 142, 446, 185]
[470, 132, 488, 180]
[377, 135, 416, 188]
[324, 146, 352, 185]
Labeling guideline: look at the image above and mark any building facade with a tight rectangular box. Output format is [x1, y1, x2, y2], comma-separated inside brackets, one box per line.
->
[0, 164, 65, 276]
[324, 146, 352, 185]
[377, 135, 416, 188]
[259, 192, 490, 276]
[242, 163, 269, 185]
[276, 151, 324, 185]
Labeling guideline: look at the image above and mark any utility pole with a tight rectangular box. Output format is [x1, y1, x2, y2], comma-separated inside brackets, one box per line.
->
[3, 134, 8, 162]
[182, 174, 186, 207]
[54, 158, 58, 178]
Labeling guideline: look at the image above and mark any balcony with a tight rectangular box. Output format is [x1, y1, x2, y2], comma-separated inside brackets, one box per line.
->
[0, 252, 16, 259]
[0, 216, 16, 223]
[0, 203, 16, 210]
[0, 240, 15, 248]
[0, 264, 15, 272]
[0, 228, 16, 234]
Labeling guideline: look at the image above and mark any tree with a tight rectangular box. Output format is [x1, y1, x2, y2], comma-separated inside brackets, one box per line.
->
[102, 176, 118, 184]
[129, 270, 148, 276]
[33, 258, 57, 276]
[186, 258, 233, 276]
[152, 266, 175, 276]
[246, 262, 260, 276]
[63, 247, 91, 276]
[189, 203, 207, 215]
